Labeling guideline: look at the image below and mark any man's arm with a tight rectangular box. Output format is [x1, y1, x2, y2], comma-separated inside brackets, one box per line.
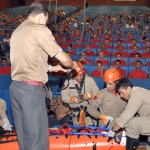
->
[55, 51, 73, 68]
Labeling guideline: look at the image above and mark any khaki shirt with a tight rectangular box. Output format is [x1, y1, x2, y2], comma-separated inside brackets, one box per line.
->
[116, 86, 150, 128]
[10, 19, 62, 84]
[61, 76, 99, 107]
[87, 88, 127, 127]
[0, 99, 7, 126]
[61, 75, 99, 125]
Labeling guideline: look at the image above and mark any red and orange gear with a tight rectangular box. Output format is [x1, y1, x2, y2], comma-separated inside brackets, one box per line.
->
[104, 68, 121, 83]
[73, 61, 86, 76]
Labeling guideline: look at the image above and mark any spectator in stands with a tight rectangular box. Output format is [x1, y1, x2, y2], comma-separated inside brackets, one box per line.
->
[113, 35, 125, 43]
[3, 33, 10, 52]
[103, 38, 112, 49]
[0, 98, 12, 131]
[79, 52, 92, 65]
[142, 40, 150, 50]
[129, 54, 143, 66]
[9, 3, 75, 150]
[112, 53, 127, 66]
[113, 40, 125, 50]
[126, 33, 135, 43]
[91, 62, 104, 77]
[128, 61, 148, 79]
[113, 45, 128, 57]
[129, 39, 140, 50]
[94, 51, 109, 66]
[108, 78, 150, 150]
[84, 44, 96, 56]
[61, 61, 99, 126]
[74, 29, 82, 38]
[141, 47, 150, 58]
[87, 68, 127, 128]
[66, 34, 73, 43]
[125, 20, 135, 28]
[114, 60, 126, 78]
[128, 45, 142, 57]
[59, 37, 68, 49]
[72, 39, 84, 49]
[98, 43, 111, 57]
[116, 19, 123, 28]
[0, 57, 11, 74]
[88, 37, 98, 48]
[91, 33, 100, 43]
[66, 44, 76, 55]
[107, 30, 114, 39]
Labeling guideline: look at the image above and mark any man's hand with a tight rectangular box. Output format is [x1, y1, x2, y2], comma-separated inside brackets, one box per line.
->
[70, 96, 82, 104]
[48, 64, 67, 72]
[100, 114, 114, 125]
[107, 128, 116, 142]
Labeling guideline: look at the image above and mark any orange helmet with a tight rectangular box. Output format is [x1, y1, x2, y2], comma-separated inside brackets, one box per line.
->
[73, 61, 85, 76]
[104, 68, 121, 83]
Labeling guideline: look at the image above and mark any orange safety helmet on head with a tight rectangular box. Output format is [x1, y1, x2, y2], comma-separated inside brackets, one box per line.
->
[104, 68, 121, 83]
[73, 61, 85, 76]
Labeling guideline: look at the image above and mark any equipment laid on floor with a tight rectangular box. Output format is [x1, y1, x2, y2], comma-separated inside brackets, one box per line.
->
[0, 125, 126, 150]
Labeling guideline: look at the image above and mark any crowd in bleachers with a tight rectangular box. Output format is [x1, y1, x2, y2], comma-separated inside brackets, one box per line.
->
[0, 5, 150, 79]
[48, 7, 150, 79]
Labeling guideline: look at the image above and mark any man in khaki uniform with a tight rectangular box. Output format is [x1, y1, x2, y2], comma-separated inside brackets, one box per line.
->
[108, 78, 150, 150]
[87, 68, 127, 128]
[61, 61, 99, 126]
[0, 98, 12, 131]
[10, 2, 75, 150]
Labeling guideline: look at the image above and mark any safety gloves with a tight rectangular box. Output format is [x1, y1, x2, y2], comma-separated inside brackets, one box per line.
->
[100, 114, 114, 125]
[83, 92, 95, 100]
[70, 96, 82, 104]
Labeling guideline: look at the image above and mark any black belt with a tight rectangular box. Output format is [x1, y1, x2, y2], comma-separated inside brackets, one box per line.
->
[72, 106, 87, 112]
[72, 107, 80, 112]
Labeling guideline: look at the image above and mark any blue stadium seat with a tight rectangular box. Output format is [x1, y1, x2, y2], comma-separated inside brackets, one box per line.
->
[93, 77, 105, 90]
[83, 65, 90, 75]
[130, 79, 150, 90]
[0, 75, 12, 90]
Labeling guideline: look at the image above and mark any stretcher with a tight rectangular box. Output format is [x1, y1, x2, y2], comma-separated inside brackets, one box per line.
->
[0, 125, 126, 150]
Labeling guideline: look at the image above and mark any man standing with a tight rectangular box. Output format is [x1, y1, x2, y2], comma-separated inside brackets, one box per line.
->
[61, 61, 99, 126]
[10, 2, 74, 150]
[108, 78, 150, 150]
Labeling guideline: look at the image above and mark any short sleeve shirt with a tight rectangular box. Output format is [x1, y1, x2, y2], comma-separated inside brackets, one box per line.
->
[10, 19, 62, 83]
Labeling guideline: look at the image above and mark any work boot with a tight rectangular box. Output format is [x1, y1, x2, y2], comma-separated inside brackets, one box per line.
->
[126, 136, 139, 150]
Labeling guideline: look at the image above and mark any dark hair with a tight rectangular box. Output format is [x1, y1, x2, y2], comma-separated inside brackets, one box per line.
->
[116, 77, 133, 91]
[1, 57, 7, 62]
[115, 60, 121, 64]
[28, 2, 48, 16]
[136, 60, 142, 64]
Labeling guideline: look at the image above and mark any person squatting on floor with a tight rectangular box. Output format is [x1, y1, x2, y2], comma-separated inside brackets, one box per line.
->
[107, 77, 150, 150]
